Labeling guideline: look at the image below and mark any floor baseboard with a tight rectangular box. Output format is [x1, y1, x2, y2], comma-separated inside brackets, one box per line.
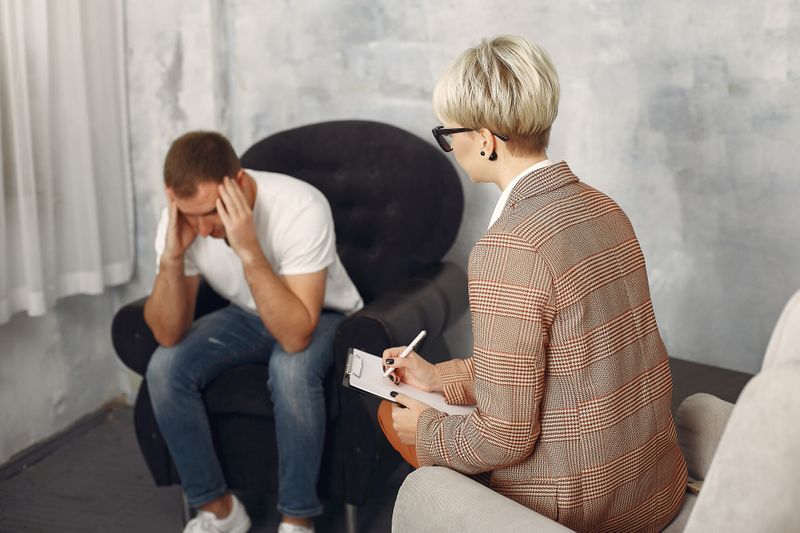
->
[0, 395, 127, 481]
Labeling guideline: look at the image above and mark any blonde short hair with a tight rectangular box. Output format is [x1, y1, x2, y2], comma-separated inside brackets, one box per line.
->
[433, 35, 560, 156]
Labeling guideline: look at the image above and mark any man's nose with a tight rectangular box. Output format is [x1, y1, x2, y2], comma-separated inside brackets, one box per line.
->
[197, 217, 213, 236]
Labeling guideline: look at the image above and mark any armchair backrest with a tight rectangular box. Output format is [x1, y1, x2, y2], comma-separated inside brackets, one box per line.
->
[683, 287, 800, 532]
[682, 362, 800, 532]
[761, 288, 800, 371]
[240, 120, 464, 303]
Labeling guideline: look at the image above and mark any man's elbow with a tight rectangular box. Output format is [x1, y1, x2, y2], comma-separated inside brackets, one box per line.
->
[154, 331, 184, 348]
[149, 320, 188, 347]
[144, 303, 185, 348]
[280, 333, 312, 354]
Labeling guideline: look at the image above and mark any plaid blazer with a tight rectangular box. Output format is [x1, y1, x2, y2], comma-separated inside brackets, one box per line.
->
[416, 162, 687, 532]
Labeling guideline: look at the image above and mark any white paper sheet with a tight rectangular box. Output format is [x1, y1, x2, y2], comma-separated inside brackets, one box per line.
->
[345, 348, 475, 416]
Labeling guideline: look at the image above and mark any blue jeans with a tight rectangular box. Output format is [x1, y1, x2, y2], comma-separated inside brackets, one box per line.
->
[145, 304, 342, 517]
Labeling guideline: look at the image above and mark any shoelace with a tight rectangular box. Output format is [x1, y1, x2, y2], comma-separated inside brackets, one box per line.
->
[189, 511, 223, 533]
[280, 524, 314, 533]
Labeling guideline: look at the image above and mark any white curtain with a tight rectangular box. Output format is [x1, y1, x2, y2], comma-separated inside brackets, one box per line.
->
[0, 0, 134, 324]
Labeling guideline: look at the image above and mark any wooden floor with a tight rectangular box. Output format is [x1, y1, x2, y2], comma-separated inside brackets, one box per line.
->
[0, 357, 751, 533]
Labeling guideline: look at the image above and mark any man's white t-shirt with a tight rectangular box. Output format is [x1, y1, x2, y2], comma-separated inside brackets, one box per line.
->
[155, 169, 364, 315]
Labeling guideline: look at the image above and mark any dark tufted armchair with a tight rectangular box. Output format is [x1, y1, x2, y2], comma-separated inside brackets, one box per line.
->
[111, 120, 468, 532]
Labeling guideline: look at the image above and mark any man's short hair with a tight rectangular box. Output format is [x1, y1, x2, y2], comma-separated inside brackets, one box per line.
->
[164, 131, 241, 198]
[433, 35, 560, 156]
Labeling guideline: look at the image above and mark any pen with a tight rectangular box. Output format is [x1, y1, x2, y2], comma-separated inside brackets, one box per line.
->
[384, 330, 427, 378]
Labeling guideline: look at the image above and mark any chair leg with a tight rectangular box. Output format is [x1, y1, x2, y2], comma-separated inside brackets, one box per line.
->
[345, 502, 359, 533]
[181, 492, 193, 525]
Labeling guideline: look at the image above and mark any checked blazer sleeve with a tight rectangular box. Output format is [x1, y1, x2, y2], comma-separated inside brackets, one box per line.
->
[436, 356, 476, 405]
[416, 233, 556, 473]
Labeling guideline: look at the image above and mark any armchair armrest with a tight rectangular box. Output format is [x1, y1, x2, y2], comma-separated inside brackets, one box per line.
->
[393, 467, 572, 533]
[675, 393, 735, 480]
[112, 296, 157, 376]
[334, 261, 468, 382]
[111, 280, 229, 376]
[330, 261, 468, 504]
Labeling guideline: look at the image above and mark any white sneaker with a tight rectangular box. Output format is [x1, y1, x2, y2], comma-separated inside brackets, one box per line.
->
[183, 494, 251, 533]
[277, 522, 315, 533]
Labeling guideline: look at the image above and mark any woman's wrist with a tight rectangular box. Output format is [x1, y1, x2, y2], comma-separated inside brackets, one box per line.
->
[431, 366, 443, 393]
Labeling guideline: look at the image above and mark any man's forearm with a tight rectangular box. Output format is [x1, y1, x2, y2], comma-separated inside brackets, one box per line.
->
[241, 251, 316, 353]
[144, 260, 194, 346]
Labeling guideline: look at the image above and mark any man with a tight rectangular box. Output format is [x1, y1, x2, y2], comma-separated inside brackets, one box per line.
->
[143, 131, 363, 533]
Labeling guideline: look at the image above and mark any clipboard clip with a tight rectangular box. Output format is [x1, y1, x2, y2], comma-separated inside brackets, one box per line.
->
[344, 348, 364, 378]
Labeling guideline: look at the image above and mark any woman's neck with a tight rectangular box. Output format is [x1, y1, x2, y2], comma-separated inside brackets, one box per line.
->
[495, 153, 549, 191]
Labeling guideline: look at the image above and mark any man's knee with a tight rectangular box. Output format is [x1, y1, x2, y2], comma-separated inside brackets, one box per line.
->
[145, 345, 177, 396]
[268, 349, 321, 392]
[268, 314, 340, 393]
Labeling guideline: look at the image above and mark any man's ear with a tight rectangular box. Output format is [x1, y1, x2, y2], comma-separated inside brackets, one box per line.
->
[165, 187, 175, 201]
[235, 169, 246, 185]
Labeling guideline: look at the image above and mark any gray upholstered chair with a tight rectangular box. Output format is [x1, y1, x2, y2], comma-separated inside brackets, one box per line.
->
[392, 290, 800, 533]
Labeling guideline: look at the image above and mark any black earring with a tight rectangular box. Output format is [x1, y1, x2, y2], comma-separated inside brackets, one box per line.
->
[488, 151, 498, 161]
[480, 151, 485, 156]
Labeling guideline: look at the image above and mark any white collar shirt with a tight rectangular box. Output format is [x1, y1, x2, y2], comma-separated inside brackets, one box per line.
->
[488, 159, 554, 228]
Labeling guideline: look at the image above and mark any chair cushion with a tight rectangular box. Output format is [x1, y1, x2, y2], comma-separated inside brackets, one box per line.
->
[662, 493, 697, 533]
[203, 364, 273, 417]
[675, 393, 734, 480]
[393, 467, 572, 533]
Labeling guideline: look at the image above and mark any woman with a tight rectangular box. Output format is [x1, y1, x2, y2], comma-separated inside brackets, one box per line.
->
[379, 35, 687, 532]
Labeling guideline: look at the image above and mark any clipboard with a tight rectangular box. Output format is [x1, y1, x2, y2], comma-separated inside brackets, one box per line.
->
[343, 348, 475, 416]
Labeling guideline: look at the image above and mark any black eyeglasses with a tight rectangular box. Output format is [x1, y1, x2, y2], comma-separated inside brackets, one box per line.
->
[431, 125, 509, 152]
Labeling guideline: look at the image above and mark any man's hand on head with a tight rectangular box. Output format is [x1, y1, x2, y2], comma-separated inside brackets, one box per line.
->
[162, 192, 197, 267]
[217, 176, 263, 264]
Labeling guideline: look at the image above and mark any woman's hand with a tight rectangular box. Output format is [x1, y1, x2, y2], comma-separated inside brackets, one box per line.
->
[391, 393, 434, 445]
[382, 347, 443, 392]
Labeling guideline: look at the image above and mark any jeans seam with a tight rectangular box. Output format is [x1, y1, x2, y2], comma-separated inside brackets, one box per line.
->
[187, 485, 228, 509]
[276, 502, 325, 519]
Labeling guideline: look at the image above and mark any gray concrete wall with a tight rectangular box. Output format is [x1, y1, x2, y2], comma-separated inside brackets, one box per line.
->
[2, 0, 798, 465]
[0, 294, 128, 464]
[7, 0, 800, 462]
[123, 0, 800, 374]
